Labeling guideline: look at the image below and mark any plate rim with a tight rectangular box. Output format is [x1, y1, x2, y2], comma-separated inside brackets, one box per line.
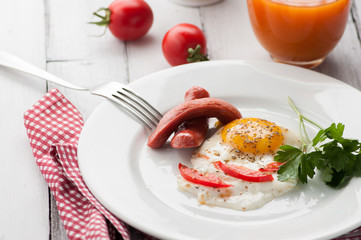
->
[78, 60, 361, 240]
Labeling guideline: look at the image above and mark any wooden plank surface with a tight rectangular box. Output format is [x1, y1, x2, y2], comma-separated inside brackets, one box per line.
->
[0, 0, 49, 240]
[201, 0, 269, 61]
[0, 0, 361, 239]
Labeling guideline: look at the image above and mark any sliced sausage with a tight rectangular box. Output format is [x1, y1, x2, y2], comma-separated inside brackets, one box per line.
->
[147, 98, 242, 148]
[184, 86, 210, 101]
[170, 118, 209, 148]
[171, 86, 210, 149]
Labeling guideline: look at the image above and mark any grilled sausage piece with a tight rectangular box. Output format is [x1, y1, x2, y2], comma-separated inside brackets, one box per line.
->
[170, 118, 209, 148]
[184, 86, 210, 101]
[147, 98, 242, 148]
[170, 86, 210, 149]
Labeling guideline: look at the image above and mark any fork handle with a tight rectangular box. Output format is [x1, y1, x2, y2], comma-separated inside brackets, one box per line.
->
[0, 51, 88, 91]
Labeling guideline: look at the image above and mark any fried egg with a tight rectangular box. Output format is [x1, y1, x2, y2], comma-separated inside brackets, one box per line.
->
[177, 117, 300, 211]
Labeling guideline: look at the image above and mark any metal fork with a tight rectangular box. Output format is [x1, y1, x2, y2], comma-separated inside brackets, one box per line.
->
[0, 51, 162, 129]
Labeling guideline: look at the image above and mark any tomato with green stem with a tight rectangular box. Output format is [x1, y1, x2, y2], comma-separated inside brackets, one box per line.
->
[90, 0, 153, 41]
[162, 23, 209, 66]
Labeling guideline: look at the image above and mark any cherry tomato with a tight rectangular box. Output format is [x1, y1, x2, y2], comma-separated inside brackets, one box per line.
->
[178, 163, 232, 188]
[213, 161, 274, 182]
[162, 23, 208, 66]
[259, 162, 284, 173]
[91, 0, 153, 41]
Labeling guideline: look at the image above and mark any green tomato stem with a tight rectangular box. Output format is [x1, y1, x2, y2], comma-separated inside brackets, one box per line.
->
[187, 44, 209, 63]
[88, 8, 111, 27]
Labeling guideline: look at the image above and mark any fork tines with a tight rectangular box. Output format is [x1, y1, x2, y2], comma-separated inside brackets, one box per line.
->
[112, 87, 163, 129]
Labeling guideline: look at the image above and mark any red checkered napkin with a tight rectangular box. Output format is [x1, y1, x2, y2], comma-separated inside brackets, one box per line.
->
[23, 89, 130, 240]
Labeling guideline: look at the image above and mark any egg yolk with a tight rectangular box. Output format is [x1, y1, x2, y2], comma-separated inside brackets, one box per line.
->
[221, 118, 284, 154]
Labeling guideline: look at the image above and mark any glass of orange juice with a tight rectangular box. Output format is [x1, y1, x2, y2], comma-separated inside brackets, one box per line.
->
[247, 0, 351, 68]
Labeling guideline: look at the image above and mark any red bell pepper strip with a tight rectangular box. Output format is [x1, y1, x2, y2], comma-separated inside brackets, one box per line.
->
[213, 161, 274, 182]
[259, 162, 284, 173]
[178, 163, 232, 188]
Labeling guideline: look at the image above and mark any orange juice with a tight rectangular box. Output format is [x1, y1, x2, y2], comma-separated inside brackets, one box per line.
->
[247, 0, 351, 68]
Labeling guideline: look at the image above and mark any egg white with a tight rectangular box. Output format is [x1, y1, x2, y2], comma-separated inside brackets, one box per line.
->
[177, 123, 300, 211]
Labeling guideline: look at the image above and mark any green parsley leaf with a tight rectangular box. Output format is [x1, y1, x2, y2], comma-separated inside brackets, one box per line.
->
[326, 169, 348, 188]
[354, 154, 361, 177]
[324, 143, 348, 172]
[312, 129, 327, 146]
[276, 148, 303, 182]
[275, 145, 303, 163]
[298, 155, 311, 183]
[308, 151, 325, 170]
[321, 167, 333, 183]
[275, 97, 361, 188]
[340, 138, 360, 152]
[325, 123, 344, 141]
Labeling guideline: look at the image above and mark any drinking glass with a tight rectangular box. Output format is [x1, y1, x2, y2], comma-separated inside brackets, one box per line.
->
[168, 0, 223, 7]
[247, 0, 351, 68]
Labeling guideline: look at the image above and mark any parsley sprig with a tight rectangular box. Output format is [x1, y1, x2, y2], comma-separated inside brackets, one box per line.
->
[274, 97, 361, 188]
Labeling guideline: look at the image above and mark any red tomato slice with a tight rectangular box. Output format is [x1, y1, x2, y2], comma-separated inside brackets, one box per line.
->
[213, 161, 274, 182]
[259, 162, 284, 172]
[178, 163, 232, 188]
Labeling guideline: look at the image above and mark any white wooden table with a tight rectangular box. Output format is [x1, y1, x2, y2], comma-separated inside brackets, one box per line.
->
[1, 0, 361, 239]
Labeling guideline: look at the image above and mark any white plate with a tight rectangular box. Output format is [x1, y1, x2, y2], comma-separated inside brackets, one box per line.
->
[78, 60, 361, 240]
